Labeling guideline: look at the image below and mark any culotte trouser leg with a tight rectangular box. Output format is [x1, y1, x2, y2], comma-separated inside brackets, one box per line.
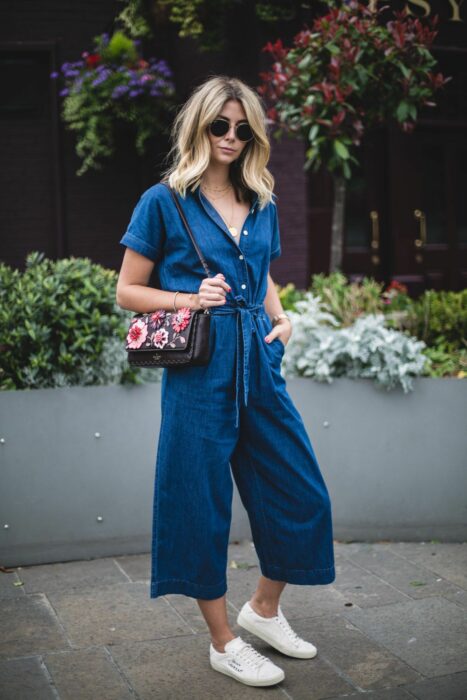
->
[230, 331, 336, 585]
[149, 314, 335, 600]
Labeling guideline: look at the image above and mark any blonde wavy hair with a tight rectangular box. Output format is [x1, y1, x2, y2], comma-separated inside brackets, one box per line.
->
[160, 75, 275, 210]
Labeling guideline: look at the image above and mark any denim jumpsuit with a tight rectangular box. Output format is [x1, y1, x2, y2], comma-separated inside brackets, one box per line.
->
[120, 182, 336, 600]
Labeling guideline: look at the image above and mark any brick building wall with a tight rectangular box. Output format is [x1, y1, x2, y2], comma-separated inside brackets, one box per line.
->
[0, 0, 311, 289]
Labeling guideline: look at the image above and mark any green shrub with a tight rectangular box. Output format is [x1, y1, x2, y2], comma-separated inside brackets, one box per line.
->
[276, 282, 307, 311]
[309, 272, 385, 325]
[407, 289, 467, 351]
[0, 252, 144, 390]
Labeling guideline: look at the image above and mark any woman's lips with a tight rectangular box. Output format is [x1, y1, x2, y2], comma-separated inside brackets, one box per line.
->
[219, 146, 235, 153]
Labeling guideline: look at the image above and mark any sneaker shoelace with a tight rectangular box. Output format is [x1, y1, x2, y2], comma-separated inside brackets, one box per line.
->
[233, 641, 270, 669]
[275, 613, 302, 646]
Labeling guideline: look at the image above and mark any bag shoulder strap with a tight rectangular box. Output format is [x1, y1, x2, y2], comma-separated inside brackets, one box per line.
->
[162, 182, 212, 278]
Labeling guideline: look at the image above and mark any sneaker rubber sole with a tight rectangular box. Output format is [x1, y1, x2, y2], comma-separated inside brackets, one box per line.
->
[209, 657, 285, 686]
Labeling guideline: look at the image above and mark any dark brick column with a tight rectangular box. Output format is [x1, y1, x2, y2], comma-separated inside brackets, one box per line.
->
[269, 136, 309, 290]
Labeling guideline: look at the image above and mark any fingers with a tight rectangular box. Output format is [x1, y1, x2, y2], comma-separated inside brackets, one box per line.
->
[264, 330, 280, 344]
[198, 272, 231, 309]
[206, 273, 231, 293]
[265, 328, 289, 345]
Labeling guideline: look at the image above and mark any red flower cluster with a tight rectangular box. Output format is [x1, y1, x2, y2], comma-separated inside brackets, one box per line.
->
[386, 280, 408, 295]
[85, 53, 101, 69]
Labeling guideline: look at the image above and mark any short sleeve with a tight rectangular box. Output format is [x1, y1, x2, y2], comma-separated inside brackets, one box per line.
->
[119, 185, 165, 263]
[270, 198, 281, 262]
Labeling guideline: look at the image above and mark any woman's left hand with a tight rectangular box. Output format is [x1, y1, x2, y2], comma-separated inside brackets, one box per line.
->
[264, 318, 292, 348]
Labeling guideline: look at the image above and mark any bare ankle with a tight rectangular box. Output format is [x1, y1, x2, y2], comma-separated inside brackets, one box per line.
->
[211, 632, 236, 653]
[249, 598, 278, 617]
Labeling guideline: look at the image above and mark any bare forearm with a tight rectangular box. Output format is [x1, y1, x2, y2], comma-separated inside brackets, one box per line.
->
[264, 273, 284, 320]
[116, 285, 198, 313]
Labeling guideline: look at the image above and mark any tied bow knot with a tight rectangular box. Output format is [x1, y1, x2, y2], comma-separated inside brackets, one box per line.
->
[210, 294, 264, 427]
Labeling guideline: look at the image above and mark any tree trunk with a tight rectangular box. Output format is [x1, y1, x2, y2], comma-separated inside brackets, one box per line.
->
[330, 173, 346, 272]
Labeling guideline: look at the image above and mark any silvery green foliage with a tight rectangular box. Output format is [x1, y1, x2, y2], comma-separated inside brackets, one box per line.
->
[137, 366, 164, 383]
[49, 336, 129, 387]
[77, 336, 129, 385]
[281, 292, 428, 391]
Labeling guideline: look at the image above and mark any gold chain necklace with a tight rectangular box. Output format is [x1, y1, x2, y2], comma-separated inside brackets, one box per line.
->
[201, 185, 239, 238]
[201, 180, 231, 196]
[201, 184, 232, 201]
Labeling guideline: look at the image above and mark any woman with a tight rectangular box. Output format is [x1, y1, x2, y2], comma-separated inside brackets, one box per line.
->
[117, 75, 335, 688]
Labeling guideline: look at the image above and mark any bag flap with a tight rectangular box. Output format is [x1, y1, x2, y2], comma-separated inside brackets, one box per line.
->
[125, 308, 197, 352]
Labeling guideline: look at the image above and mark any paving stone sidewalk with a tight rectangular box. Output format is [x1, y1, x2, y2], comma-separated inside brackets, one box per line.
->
[1, 540, 466, 699]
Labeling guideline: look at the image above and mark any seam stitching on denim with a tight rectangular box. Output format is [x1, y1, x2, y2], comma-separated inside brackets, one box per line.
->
[151, 398, 168, 590]
[264, 563, 335, 573]
[151, 577, 226, 589]
[246, 448, 275, 567]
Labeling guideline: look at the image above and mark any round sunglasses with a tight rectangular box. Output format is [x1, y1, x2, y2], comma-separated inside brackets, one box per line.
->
[209, 117, 254, 142]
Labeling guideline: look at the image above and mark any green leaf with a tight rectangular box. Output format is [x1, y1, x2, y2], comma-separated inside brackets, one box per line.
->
[325, 42, 340, 55]
[399, 63, 411, 79]
[308, 124, 319, 142]
[334, 140, 350, 159]
[298, 53, 312, 70]
[396, 101, 410, 121]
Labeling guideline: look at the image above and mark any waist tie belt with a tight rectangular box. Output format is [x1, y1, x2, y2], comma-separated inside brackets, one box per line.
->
[209, 294, 264, 428]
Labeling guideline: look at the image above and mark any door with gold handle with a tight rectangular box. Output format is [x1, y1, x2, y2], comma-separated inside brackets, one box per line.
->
[369, 210, 380, 266]
[413, 209, 427, 265]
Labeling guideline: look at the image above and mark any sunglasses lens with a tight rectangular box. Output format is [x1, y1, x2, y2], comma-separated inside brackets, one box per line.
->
[210, 119, 229, 137]
[237, 123, 253, 141]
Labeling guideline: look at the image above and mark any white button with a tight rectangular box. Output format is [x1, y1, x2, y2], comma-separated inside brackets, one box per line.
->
[243, 230, 248, 235]
[241, 283, 246, 289]
[239, 254, 244, 260]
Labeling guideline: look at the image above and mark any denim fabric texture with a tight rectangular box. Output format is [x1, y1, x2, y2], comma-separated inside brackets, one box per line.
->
[120, 182, 336, 600]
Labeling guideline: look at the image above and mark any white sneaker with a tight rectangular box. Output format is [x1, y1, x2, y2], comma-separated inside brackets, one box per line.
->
[209, 635, 285, 687]
[237, 601, 318, 659]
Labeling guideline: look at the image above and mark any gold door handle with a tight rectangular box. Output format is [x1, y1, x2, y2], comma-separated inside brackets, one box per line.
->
[370, 210, 380, 265]
[413, 209, 426, 264]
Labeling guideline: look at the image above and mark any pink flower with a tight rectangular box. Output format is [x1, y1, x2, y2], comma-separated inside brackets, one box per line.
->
[152, 328, 169, 348]
[150, 310, 166, 327]
[126, 318, 148, 348]
[171, 306, 191, 333]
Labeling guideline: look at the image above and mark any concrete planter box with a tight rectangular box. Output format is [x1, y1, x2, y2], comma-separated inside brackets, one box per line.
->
[0, 377, 465, 567]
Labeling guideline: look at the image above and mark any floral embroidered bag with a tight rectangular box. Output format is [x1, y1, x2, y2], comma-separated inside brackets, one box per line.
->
[124, 183, 211, 368]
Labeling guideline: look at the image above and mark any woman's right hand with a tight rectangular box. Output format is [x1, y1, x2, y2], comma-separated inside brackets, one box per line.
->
[195, 273, 231, 310]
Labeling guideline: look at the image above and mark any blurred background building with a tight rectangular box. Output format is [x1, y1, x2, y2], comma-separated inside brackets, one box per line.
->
[1, 0, 466, 291]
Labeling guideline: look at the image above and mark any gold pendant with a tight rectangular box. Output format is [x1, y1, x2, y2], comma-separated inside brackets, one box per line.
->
[228, 226, 238, 237]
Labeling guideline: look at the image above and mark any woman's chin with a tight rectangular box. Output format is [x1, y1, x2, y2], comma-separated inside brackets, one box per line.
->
[211, 153, 236, 166]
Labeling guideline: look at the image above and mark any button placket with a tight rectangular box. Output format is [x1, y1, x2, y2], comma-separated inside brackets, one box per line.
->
[198, 189, 252, 256]
[197, 188, 256, 298]
[238, 214, 253, 298]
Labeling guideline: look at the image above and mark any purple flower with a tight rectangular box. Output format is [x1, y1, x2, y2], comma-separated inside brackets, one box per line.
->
[91, 69, 111, 87]
[64, 69, 80, 78]
[112, 84, 129, 98]
[59, 88, 69, 96]
[50, 71, 59, 79]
